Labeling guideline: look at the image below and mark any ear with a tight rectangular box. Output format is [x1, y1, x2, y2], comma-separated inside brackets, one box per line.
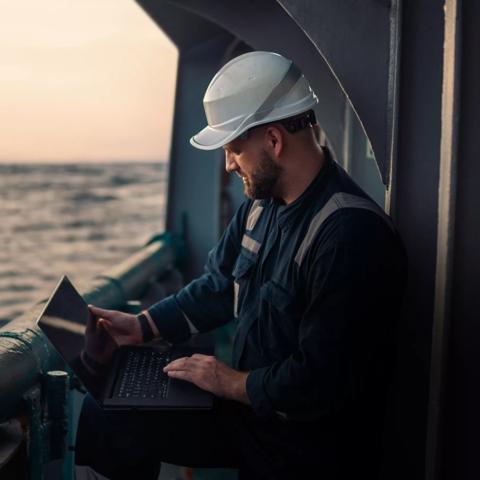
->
[263, 125, 284, 158]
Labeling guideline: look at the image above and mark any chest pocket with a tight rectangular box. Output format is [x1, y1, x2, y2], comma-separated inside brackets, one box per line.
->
[258, 280, 299, 358]
[232, 252, 256, 318]
[232, 200, 267, 318]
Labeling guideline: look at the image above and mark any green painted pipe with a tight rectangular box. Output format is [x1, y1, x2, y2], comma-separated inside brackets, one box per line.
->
[24, 386, 45, 480]
[0, 233, 179, 422]
[45, 370, 75, 480]
[46, 371, 69, 460]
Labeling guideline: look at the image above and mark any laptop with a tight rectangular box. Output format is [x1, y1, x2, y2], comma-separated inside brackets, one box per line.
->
[37, 275, 214, 411]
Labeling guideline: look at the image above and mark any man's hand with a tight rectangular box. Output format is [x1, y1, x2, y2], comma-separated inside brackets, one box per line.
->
[88, 305, 143, 347]
[163, 354, 250, 405]
[84, 308, 117, 366]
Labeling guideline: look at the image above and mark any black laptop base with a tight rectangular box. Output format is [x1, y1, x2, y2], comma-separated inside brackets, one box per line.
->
[101, 345, 214, 411]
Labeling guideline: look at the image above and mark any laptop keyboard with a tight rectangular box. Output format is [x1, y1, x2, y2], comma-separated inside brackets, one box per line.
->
[117, 349, 171, 400]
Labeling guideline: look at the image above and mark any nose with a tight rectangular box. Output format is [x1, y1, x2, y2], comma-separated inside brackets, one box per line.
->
[225, 151, 238, 173]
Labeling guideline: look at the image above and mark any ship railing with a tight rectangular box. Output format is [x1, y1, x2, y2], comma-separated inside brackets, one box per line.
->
[0, 232, 184, 479]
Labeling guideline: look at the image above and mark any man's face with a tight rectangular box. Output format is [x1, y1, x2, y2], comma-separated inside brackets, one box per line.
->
[223, 130, 282, 200]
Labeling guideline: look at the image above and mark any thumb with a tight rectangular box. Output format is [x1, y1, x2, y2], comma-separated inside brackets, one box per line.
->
[98, 318, 115, 337]
[88, 305, 116, 320]
[86, 310, 97, 334]
[100, 318, 128, 346]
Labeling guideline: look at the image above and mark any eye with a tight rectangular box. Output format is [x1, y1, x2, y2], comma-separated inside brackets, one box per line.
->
[224, 144, 241, 156]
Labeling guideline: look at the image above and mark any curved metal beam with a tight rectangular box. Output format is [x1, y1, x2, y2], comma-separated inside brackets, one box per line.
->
[138, 0, 399, 185]
[278, 0, 401, 185]
[138, 0, 362, 170]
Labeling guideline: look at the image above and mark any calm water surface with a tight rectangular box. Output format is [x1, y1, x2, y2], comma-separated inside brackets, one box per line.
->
[0, 162, 167, 324]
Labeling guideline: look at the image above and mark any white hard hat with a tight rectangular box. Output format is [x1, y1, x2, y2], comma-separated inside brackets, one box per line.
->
[190, 51, 318, 150]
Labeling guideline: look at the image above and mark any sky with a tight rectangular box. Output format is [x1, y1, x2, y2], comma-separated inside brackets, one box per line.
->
[0, 0, 178, 163]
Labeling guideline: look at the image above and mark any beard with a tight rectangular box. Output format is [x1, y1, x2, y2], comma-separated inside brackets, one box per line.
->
[243, 150, 282, 200]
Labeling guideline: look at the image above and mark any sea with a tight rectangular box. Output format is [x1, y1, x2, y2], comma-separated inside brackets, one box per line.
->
[0, 162, 167, 326]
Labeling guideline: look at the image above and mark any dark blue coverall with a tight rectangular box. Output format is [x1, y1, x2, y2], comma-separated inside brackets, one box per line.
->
[76, 147, 407, 479]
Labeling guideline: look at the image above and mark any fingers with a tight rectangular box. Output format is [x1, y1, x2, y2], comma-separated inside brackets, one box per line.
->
[191, 353, 210, 359]
[164, 355, 215, 372]
[163, 357, 199, 384]
[98, 317, 113, 331]
[86, 305, 115, 338]
[162, 355, 221, 396]
[165, 369, 190, 381]
[85, 309, 97, 333]
[88, 305, 116, 319]
[97, 318, 118, 345]
[163, 356, 190, 372]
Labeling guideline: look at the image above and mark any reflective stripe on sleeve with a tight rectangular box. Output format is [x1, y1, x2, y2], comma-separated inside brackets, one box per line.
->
[233, 281, 240, 318]
[181, 309, 199, 335]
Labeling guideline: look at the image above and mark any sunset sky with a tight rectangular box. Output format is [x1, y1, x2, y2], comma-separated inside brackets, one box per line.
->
[0, 0, 178, 163]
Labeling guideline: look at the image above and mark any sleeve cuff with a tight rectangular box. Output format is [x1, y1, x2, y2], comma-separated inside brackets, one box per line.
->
[146, 294, 192, 344]
[246, 367, 276, 418]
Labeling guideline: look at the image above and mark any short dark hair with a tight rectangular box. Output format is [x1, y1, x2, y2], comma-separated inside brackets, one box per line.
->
[239, 110, 317, 140]
[277, 109, 317, 134]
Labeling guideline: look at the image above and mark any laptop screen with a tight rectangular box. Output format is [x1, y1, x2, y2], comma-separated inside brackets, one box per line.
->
[37, 275, 92, 387]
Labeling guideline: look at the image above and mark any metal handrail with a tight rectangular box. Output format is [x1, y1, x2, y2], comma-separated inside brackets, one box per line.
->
[0, 232, 180, 421]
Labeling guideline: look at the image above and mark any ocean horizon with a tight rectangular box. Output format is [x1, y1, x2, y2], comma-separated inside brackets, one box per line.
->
[0, 161, 168, 325]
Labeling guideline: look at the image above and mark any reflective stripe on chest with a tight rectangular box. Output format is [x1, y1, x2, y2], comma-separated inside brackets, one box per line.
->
[241, 199, 265, 255]
[234, 200, 267, 318]
[246, 200, 264, 231]
[294, 192, 395, 266]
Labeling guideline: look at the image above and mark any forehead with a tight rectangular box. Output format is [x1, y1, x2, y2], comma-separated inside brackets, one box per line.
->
[223, 124, 269, 152]
[223, 137, 243, 152]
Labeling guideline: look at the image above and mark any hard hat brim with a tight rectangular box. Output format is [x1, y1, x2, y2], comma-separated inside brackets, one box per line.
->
[190, 92, 319, 151]
[189, 125, 241, 151]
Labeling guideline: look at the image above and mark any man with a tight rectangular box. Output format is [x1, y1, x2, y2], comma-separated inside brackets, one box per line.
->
[76, 51, 407, 479]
